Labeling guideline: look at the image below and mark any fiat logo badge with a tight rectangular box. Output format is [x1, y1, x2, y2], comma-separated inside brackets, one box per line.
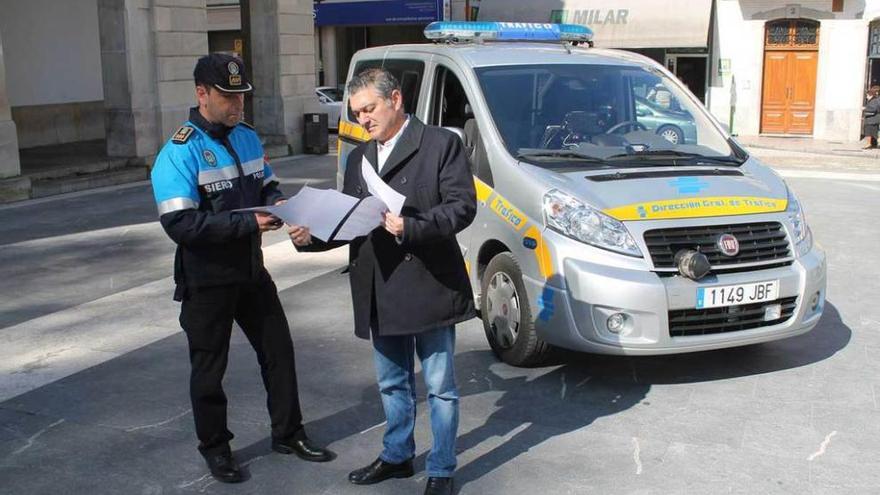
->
[717, 233, 740, 257]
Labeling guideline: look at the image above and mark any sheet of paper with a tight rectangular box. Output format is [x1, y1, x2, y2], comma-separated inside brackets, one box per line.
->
[288, 187, 358, 241]
[234, 186, 360, 242]
[361, 156, 406, 215]
[332, 196, 387, 241]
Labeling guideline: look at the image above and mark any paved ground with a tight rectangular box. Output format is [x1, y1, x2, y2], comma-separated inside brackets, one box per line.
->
[0, 147, 878, 494]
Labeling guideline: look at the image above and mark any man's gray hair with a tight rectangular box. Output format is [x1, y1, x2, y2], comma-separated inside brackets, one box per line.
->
[346, 68, 401, 101]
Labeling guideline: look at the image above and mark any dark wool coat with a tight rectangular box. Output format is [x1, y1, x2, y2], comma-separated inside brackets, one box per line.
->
[302, 117, 477, 338]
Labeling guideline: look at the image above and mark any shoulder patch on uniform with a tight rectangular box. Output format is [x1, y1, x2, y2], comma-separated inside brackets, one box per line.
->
[171, 126, 194, 144]
[239, 121, 255, 130]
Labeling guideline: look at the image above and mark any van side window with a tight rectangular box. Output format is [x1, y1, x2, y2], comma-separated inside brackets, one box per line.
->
[347, 59, 425, 121]
[430, 66, 494, 186]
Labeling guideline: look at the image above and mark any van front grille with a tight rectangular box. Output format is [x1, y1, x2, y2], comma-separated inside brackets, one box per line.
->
[668, 296, 798, 337]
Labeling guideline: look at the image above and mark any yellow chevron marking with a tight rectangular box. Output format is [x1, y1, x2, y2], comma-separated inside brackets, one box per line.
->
[525, 225, 554, 279]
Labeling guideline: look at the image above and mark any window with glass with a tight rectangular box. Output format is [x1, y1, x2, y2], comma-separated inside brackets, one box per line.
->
[347, 59, 425, 121]
[474, 63, 736, 168]
[765, 19, 820, 48]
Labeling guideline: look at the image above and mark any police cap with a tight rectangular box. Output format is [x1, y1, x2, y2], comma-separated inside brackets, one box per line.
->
[193, 53, 253, 93]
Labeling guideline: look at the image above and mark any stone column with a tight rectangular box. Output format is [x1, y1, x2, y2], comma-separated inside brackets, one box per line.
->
[248, 0, 315, 154]
[98, 0, 160, 159]
[0, 28, 21, 179]
[98, 0, 207, 162]
[153, 0, 208, 142]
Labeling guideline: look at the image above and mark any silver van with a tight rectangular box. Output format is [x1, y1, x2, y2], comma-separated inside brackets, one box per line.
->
[336, 22, 826, 366]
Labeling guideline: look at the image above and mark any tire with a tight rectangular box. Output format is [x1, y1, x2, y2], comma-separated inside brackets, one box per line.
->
[480, 252, 551, 366]
[657, 125, 684, 145]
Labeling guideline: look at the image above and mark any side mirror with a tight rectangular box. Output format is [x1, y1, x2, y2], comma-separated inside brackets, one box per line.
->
[319, 96, 329, 104]
[636, 107, 650, 117]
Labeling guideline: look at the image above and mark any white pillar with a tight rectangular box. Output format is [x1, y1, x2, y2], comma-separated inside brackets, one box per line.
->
[0, 28, 21, 179]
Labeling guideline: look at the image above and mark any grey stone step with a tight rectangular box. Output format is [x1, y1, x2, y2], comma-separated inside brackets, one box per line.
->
[30, 166, 149, 199]
[24, 158, 131, 181]
[0, 176, 32, 204]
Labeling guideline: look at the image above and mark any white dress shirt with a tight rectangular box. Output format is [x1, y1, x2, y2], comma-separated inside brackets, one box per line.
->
[376, 116, 410, 173]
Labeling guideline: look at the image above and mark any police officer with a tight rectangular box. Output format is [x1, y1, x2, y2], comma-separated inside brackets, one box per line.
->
[150, 53, 334, 484]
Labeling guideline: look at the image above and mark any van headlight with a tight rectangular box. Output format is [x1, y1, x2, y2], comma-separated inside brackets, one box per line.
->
[786, 187, 812, 257]
[543, 189, 642, 257]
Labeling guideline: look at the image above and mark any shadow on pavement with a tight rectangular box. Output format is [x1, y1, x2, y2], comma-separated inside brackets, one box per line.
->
[236, 301, 848, 490]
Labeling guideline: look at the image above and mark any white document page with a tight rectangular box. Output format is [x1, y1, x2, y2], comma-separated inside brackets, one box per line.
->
[361, 156, 406, 215]
[332, 196, 387, 241]
[234, 186, 359, 242]
[286, 187, 358, 241]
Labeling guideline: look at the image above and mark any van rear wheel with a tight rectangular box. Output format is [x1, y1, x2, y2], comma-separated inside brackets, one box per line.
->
[481, 252, 550, 366]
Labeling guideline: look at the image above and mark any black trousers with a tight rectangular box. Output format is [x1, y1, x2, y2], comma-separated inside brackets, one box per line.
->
[179, 271, 303, 455]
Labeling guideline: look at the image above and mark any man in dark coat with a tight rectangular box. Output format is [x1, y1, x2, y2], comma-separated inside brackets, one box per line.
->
[289, 68, 476, 495]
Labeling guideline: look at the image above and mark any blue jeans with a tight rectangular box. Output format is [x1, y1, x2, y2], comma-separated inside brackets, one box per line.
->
[372, 326, 459, 478]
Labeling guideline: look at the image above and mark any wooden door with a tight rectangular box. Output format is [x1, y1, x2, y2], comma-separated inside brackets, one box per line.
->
[761, 52, 790, 133]
[760, 20, 819, 135]
[787, 51, 818, 134]
[760, 51, 817, 134]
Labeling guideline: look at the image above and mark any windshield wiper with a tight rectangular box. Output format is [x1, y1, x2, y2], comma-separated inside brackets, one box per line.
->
[605, 149, 744, 165]
[516, 150, 608, 163]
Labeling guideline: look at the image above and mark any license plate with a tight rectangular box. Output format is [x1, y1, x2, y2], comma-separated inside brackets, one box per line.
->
[696, 280, 779, 309]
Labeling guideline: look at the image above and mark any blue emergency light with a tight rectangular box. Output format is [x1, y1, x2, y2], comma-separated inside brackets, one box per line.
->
[424, 21, 593, 44]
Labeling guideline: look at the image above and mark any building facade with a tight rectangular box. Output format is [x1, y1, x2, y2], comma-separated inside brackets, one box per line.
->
[0, 0, 317, 192]
[465, 0, 878, 143]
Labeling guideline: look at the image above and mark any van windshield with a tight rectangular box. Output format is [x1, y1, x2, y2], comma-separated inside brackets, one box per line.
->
[474, 64, 735, 166]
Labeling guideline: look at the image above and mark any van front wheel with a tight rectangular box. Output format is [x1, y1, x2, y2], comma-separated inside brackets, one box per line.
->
[481, 253, 550, 366]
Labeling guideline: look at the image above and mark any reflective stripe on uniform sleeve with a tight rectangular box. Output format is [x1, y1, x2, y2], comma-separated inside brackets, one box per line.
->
[263, 173, 278, 186]
[241, 158, 263, 176]
[157, 197, 199, 215]
[198, 158, 265, 185]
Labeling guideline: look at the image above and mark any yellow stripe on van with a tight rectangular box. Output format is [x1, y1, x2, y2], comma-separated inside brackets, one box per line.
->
[338, 120, 370, 143]
[604, 196, 788, 221]
[525, 225, 554, 279]
[489, 194, 527, 231]
[474, 177, 493, 203]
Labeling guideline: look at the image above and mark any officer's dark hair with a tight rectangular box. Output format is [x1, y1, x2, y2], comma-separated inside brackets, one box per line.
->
[346, 68, 400, 101]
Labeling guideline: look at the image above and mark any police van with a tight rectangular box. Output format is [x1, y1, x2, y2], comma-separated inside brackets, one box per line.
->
[336, 22, 826, 366]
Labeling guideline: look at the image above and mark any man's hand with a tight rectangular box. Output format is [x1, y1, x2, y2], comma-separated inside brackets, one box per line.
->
[288, 225, 312, 246]
[275, 199, 287, 206]
[255, 212, 283, 232]
[383, 211, 404, 238]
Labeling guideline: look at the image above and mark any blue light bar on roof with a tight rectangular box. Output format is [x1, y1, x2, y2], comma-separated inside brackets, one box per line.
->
[424, 21, 593, 43]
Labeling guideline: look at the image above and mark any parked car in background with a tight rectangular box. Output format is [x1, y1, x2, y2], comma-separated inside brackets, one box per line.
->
[635, 96, 697, 144]
[315, 86, 342, 131]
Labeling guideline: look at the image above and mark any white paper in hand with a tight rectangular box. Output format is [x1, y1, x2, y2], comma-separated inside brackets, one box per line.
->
[361, 156, 406, 215]
[332, 196, 387, 241]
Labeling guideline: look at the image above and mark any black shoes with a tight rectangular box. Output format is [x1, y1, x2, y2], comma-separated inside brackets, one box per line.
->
[203, 450, 246, 484]
[348, 457, 414, 485]
[272, 429, 336, 462]
[424, 477, 454, 495]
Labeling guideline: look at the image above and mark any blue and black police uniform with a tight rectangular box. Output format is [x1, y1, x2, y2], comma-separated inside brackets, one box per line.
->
[150, 54, 304, 457]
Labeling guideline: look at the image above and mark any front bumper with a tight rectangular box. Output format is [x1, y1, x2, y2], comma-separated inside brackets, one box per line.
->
[524, 244, 826, 356]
